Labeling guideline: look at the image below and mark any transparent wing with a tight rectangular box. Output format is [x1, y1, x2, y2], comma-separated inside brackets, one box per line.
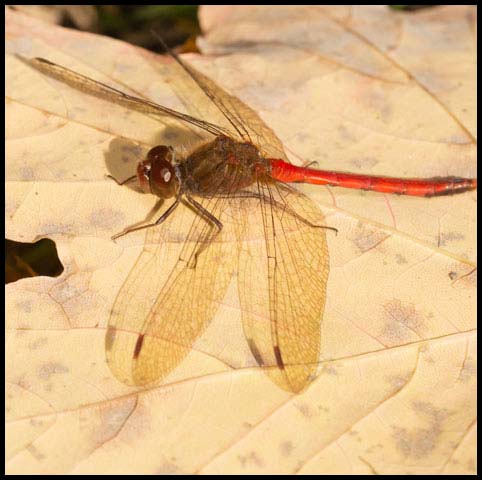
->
[105, 161, 249, 386]
[151, 44, 291, 161]
[234, 179, 329, 393]
[23, 56, 232, 138]
[24, 48, 291, 161]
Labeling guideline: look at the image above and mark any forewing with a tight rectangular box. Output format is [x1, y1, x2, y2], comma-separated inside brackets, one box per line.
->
[151, 47, 291, 161]
[234, 181, 329, 393]
[23, 56, 229, 138]
[106, 192, 237, 386]
[26, 50, 292, 162]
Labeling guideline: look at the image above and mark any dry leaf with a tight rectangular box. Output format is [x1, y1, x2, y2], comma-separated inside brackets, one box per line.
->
[6, 5, 476, 475]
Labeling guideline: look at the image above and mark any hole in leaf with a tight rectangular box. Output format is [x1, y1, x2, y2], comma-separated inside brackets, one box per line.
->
[5, 238, 64, 284]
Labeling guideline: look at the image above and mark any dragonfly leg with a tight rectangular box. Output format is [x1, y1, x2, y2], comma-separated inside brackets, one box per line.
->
[184, 195, 223, 268]
[221, 189, 338, 234]
[302, 160, 319, 169]
[111, 197, 181, 240]
[105, 173, 137, 186]
[273, 183, 338, 234]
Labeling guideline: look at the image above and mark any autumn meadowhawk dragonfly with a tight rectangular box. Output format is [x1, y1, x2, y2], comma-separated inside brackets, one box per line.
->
[24, 39, 477, 393]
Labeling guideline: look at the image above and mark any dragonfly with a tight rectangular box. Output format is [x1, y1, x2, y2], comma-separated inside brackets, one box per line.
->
[24, 39, 477, 393]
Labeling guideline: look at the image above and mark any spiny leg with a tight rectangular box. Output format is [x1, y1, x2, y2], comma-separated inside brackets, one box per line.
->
[217, 188, 337, 234]
[184, 194, 223, 268]
[105, 173, 137, 186]
[111, 197, 181, 240]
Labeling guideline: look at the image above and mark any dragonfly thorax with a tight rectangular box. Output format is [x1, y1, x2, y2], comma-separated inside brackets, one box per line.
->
[181, 135, 268, 196]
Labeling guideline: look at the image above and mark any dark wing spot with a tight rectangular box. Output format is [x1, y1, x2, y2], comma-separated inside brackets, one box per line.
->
[247, 338, 264, 366]
[133, 334, 145, 360]
[274, 346, 285, 370]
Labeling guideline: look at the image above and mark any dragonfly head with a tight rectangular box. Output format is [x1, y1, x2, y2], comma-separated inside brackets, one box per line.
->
[138, 145, 180, 199]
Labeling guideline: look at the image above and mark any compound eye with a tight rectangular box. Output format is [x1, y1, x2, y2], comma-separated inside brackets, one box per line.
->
[147, 145, 174, 164]
[137, 146, 177, 196]
[150, 159, 175, 190]
[147, 146, 178, 199]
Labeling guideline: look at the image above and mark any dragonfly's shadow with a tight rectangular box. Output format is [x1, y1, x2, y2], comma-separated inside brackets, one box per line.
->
[104, 137, 144, 190]
[104, 126, 208, 190]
